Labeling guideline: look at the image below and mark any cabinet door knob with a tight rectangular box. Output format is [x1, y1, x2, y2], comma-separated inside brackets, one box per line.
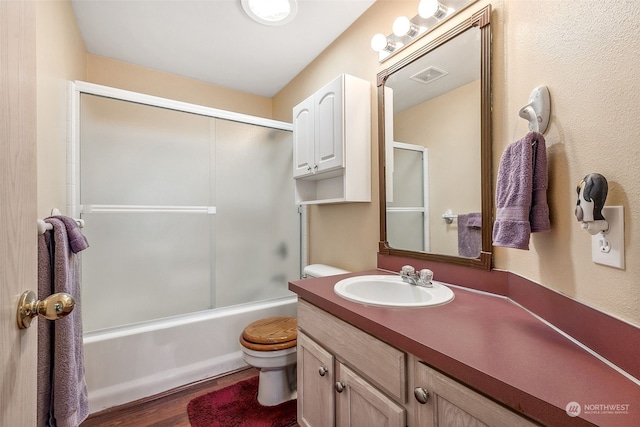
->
[318, 366, 328, 376]
[335, 381, 346, 393]
[414, 387, 430, 404]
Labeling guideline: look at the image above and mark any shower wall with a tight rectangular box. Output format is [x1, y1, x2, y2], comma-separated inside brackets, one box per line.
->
[75, 84, 299, 333]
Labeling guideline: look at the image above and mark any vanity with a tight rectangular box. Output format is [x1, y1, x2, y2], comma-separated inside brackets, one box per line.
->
[289, 271, 640, 426]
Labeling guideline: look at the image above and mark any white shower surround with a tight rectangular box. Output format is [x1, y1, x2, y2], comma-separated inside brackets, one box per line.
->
[83, 296, 297, 412]
[68, 82, 306, 412]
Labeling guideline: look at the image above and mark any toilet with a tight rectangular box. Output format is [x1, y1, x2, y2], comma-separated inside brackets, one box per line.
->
[239, 264, 349, 406]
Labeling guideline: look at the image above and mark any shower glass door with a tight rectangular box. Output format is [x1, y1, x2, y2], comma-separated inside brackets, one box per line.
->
[76, 88, 299, 333]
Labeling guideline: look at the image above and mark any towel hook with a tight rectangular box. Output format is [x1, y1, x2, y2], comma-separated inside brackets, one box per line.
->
[518, 86, 550, 134]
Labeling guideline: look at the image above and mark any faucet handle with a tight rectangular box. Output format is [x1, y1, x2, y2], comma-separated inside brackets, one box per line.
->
[418, 269, 433, 287]
[418, 269, 433, 280]
[400, 265, 415, 276]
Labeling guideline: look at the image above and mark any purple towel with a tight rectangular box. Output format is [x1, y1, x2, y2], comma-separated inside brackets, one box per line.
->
[52, 215, 89, 253]
[38, 218, 89, 427]
[458, 213, 482, 258]
[493, 132, 550, 250]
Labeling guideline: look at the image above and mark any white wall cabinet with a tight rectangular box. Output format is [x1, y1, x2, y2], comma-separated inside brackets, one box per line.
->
[292, 74, 371, 204]
[297, 299, 541, 427]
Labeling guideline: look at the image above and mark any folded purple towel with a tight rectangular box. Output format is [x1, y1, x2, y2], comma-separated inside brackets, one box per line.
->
[52, 215, 89, 253]
[493, 132, 550, 250]
[466, 212, 482, 228]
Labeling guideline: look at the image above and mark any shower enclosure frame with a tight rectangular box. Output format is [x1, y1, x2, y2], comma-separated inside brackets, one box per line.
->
[68, 81, 308, 411]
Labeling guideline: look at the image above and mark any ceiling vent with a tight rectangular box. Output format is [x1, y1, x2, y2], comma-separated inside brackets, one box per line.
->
[410, 66, 448, 85]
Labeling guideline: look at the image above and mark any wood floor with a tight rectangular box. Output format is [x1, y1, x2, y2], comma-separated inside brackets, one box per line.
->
[80, 367, 298, 427]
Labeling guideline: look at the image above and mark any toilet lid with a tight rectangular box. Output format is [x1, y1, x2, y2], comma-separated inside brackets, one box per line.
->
[242, 316, 297, 345]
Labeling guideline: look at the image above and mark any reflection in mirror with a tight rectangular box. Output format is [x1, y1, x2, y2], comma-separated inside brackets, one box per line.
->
[378, 6, 492, 269]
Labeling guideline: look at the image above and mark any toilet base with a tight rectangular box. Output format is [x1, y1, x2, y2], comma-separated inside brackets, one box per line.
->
[241, 346, 297, 407]
[257, 363, 297, 406]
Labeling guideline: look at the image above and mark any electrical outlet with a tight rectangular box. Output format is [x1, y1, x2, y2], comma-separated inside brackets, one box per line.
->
[591, 206, 624, 269]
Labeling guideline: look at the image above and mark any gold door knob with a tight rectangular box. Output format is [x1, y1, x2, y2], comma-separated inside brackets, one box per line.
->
[17, 290, 75, 329]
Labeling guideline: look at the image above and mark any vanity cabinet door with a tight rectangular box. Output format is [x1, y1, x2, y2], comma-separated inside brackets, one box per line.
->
[414, 362, 540, 427]
[297, 331, 335, 427]
[336, 363, 405, 427]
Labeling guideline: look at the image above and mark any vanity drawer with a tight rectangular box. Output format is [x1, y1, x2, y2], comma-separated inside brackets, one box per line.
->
[297, 299, 406, 402]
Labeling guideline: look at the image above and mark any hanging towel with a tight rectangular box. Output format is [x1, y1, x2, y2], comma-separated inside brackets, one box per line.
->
[493, 132, 550, 250]
[37, 218, 89, 427]
[52, 215, 89, 253]
[457, 213, 482, 258]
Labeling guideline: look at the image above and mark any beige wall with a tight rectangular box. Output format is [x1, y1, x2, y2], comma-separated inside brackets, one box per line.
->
[395, 80, 482, 256]
[276, 0, 640, 327]
[36, 0, 87, 219]
[501, 0, 640, 325]
[86, 55, 273, 118]
[36, 0, 640, 326]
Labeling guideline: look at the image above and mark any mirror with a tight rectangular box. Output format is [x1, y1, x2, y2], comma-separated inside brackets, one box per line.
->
[377, 6, 492, 270]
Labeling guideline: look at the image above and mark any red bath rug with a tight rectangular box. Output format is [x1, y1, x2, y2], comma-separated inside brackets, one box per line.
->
[187, 376, 297, 427]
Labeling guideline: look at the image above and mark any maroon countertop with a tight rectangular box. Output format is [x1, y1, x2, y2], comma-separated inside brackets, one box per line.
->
[289, 270, 640, 427]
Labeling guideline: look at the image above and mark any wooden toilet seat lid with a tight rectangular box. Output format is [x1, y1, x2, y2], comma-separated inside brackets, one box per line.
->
[242, 316, 297, 345]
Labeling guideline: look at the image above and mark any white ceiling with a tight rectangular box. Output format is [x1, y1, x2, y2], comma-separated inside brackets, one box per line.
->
[71, 0, 376, 98]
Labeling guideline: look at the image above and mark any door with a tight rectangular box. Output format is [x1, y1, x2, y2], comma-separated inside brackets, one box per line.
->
[0, 0, 38, 425]
[336, 363, 405, 427]
[314, 76, 344, 173]
[297, 331, 334, 427]
[386, 142, 430, 252]
[293, 95, 315, 178]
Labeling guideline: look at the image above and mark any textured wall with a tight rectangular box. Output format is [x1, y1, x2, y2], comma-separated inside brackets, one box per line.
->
[275, 0, 640, 326]
[500, 0, 640, 325]
[36, 0, 87, 219]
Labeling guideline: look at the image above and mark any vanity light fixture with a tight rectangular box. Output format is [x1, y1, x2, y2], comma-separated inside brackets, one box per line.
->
[241, 0, 298, 26]
[371, 0, 478, 62]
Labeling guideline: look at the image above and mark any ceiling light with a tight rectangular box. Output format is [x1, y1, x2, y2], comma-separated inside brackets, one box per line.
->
[241, 0, 298, 26]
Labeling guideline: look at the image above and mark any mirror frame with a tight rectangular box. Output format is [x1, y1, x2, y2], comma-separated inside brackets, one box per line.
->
[377, 5, 492, 270]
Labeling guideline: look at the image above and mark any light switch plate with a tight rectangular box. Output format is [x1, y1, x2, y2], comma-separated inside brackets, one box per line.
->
[591, 206, 624, 269]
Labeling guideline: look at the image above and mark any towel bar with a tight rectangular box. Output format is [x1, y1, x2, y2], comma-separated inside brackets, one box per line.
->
[37, 211, 84, 235]
[442, 209, 458, 224]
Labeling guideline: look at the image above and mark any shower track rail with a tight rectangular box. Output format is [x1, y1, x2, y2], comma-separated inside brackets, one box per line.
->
[80, 205, 216, 214]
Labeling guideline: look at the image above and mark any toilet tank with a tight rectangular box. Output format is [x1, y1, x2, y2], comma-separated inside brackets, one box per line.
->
[303, 264, 350, 278]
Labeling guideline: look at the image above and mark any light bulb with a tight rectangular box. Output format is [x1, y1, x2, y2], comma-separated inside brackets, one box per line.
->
[371, 33, 390, 52]
[393, 16, 410, 37]
[418, 0, 447, 19]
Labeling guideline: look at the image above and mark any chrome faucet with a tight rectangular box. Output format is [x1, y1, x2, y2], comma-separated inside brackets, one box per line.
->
[400, 265, 434, 288]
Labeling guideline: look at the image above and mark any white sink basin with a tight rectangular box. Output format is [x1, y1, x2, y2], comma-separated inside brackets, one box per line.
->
[334, 275, 454, 308]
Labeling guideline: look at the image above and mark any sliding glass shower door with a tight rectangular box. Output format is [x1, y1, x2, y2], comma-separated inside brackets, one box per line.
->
[78, 91, 299, 333]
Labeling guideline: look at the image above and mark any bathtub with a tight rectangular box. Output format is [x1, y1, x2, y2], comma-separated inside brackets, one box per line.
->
[83, 295, 297, 413]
